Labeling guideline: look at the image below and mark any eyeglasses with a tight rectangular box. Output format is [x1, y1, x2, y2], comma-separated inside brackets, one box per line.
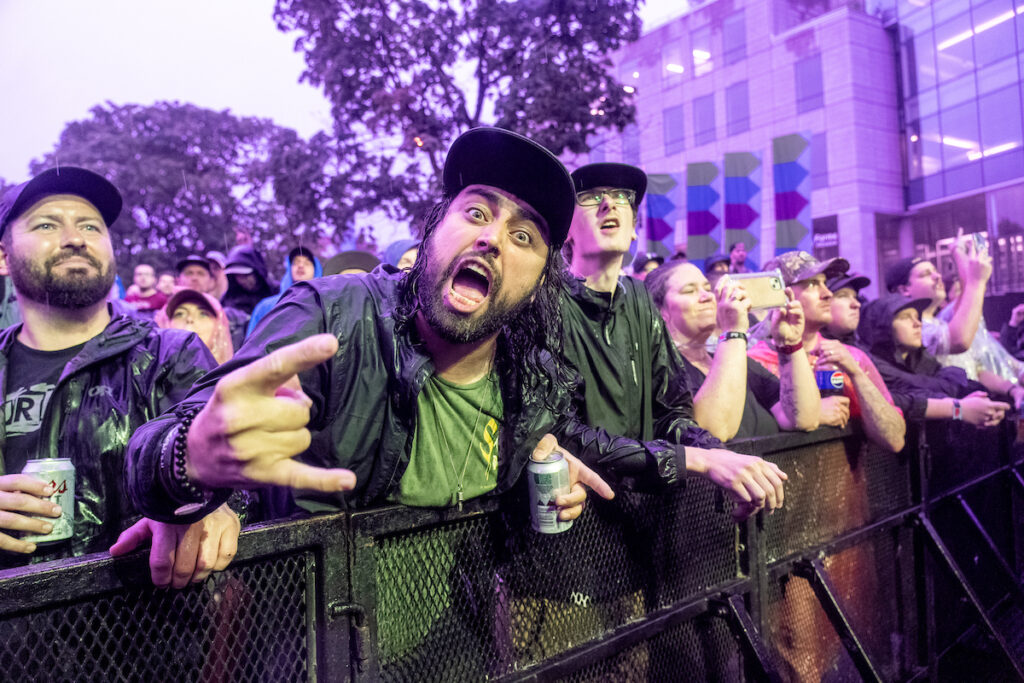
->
[576, 188, 636, 206]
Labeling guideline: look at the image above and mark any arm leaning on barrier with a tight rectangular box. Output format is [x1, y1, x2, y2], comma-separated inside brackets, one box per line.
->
[686, 447, 788, 521]
[553, 416, 787, 521]
[816, 339, 906, 452]
[109, 504, 241, 588]
[0, 475, 62, 554]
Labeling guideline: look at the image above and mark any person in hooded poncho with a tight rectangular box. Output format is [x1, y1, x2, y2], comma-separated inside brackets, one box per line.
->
[857, 295, 1010, 427]
[246, 246, 323, 338]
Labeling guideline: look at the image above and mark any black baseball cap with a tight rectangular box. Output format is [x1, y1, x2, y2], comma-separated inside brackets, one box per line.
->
[884, 256, 926, 292]
[633, 251, 664, 272]
[442, 127, 574, 248]
[826, 272, 871, 294]
[175, 254, 212, 274]
[571, 163, 648, 205]
[704, 253, 731, 273]
[0, 167, 122, 239]
[858, 294, 931, 351]
[288, 246, 317, 262]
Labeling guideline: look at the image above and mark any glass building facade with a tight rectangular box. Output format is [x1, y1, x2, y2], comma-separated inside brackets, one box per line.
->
[898, 0, 1024, 205]
[591, 0, 1024, 299]
[886, 0, 1024, 297]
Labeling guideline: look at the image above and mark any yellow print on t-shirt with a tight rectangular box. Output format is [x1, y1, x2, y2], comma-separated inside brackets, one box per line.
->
[480, 417, 499, 476]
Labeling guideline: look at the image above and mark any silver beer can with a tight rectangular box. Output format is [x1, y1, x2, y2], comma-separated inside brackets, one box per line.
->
[21, 458, 75, 544]
[527, 450, 573, 534]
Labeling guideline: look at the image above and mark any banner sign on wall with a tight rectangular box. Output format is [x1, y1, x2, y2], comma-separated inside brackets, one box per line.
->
[772, 133, 813, 255]
[686, 161, 723, 271]
[724, 151, 762, 269]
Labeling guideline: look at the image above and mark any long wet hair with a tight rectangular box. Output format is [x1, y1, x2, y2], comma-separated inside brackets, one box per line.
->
[394, 196, 577, 418]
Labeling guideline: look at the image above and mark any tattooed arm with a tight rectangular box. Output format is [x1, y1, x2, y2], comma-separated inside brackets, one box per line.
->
[768, 293, 819, 431]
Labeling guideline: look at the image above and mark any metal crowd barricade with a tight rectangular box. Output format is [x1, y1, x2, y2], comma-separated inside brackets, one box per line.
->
[0, 423, 1021, 682]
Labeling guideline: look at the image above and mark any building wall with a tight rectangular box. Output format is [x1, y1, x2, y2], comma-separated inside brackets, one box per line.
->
[575, 0, 905, 295]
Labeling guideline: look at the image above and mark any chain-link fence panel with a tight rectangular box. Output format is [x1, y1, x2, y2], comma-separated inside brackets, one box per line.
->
[760, 440, 911, 564]
[0, 553, 313, 683]
[367, 477, 743, 682]
[556, 613, 748, 683]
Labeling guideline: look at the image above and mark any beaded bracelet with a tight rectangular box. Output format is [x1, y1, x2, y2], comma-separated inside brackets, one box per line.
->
[173, 406, 205, 499]
[159, 405, 211, 515]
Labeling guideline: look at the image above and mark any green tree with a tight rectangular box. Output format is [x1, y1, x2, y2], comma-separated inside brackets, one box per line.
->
[30, 101, 339, 281]
[273, 0, 641, 229]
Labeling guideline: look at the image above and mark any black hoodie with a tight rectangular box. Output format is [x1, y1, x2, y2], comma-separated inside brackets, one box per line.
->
[221, 245, 275, 314]
[857, 295, 982, 420]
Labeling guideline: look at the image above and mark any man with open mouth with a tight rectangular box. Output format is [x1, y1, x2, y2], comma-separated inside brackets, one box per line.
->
[130, 128, 743, 529]
[560, 162, 789, 520]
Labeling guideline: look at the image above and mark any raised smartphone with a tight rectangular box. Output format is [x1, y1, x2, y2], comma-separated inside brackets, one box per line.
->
[724, 269, 787, 310]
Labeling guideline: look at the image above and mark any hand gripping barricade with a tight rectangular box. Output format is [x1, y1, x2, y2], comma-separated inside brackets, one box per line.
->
[1, 419, 1022, 681]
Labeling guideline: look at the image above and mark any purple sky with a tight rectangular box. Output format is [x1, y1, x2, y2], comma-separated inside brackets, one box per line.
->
[1, 0, 681, 241]
[0, 0, 333, 182]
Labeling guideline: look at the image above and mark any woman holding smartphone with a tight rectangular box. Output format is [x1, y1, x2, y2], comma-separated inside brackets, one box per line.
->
[645, 261, 820, 441]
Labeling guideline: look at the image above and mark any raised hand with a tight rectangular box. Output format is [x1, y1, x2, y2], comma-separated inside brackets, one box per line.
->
[715, 277, 751, 333]
[185, 334, 357, 493]
[953, 226, 992, 285]
[770, 287, 805, 346]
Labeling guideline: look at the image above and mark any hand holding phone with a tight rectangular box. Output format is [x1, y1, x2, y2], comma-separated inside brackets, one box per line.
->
[724, 269, 787, 311]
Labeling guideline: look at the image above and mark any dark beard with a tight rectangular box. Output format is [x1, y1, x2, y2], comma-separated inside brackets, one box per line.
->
[8, 249, 116, 309]
[418, 252, 538, 345]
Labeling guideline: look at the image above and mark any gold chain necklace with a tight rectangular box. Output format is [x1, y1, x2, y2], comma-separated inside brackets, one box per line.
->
[432, 371, 496, 511]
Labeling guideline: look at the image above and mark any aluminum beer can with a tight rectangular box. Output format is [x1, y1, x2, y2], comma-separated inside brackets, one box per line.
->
[21, 458, 75, 544]
[527, 450, 573, 534]
[815, 369, 844, 393]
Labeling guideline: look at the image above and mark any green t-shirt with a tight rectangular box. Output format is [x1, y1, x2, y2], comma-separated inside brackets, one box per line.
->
[392, 371, 503, 507]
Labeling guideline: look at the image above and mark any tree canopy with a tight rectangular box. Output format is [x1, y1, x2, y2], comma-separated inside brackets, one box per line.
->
[274, 0, 641, 229]
[29, 101, 341, 280]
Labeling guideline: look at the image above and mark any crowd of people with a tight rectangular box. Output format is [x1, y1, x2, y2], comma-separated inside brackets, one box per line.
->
[0, 128, 1021, 606]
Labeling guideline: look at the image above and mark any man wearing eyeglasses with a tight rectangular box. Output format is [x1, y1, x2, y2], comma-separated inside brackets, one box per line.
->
[560, 163, 787, 519]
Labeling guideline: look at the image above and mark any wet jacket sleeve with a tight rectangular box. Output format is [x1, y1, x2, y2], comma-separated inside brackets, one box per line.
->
[549, 364, 722, 492]
[553, 416, 690, 492]
[126, 283, 332, 523]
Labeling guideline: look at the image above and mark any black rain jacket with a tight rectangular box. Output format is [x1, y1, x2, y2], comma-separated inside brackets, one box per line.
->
[856, 297, 982, 420]
[127, 269, 702, 523]
[560, 275, 722, 449]
[0, 313, 215, 566]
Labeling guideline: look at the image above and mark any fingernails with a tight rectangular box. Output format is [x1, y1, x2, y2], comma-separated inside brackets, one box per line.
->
[52, 505, 62, 515]
[42, 484, 55, 496]
[25, 543, 36, 553]
[41, 523, 53, 533]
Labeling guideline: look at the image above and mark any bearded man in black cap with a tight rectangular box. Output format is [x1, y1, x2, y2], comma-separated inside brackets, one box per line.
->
[128, 128, 664, 526]
[0, 167, 238, 587]
[560, 162, 788, 519]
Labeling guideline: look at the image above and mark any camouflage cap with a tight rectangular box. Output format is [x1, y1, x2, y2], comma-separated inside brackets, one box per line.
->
[763, 250, 849, 286]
